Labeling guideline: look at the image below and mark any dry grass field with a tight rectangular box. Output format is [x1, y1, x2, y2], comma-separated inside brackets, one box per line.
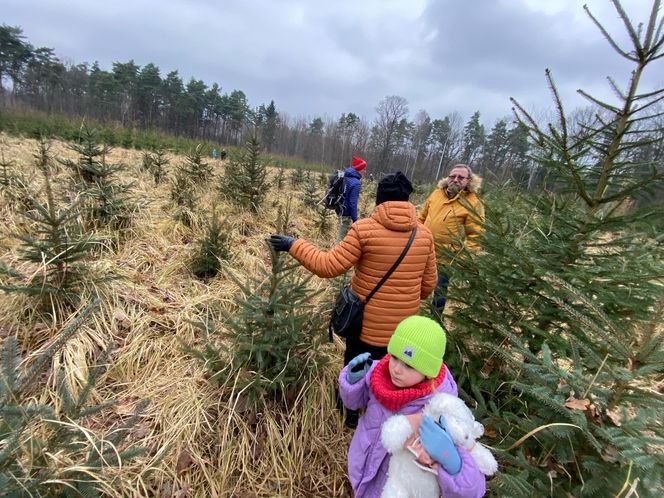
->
[0, 132, 378, 497]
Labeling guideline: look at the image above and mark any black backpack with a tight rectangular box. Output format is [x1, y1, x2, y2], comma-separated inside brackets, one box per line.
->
[320, 170, 345, 210]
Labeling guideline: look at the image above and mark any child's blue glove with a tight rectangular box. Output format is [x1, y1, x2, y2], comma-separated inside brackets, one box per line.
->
[346, 353, 372, 385]
[419, 415, 462, 476]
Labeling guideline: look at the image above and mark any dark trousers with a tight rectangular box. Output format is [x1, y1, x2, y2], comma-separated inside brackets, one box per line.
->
[433, 271, 449, 311]
[343, 333, 388, 366]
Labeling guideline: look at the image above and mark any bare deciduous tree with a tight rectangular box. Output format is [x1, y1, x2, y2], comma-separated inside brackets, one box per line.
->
[370, 95, 409, 171]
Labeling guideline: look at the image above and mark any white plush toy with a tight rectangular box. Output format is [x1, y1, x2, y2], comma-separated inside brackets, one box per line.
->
[380, 393, 498, 498]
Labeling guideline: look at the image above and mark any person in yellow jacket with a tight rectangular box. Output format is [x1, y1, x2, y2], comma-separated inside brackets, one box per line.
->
[418, 164, 484, 311]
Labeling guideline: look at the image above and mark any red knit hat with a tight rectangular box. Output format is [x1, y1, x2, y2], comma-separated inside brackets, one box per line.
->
[351, 156, 367, 171]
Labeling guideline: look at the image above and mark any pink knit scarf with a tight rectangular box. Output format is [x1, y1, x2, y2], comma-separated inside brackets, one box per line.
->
[369, 355, 446, 412]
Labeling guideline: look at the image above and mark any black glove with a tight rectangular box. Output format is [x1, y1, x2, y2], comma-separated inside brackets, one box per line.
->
[269, 234, 295, 252]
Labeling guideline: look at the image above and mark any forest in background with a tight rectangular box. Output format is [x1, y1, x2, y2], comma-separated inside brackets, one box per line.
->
[3, 22, 663, 196]
[1, 21, 654, 189]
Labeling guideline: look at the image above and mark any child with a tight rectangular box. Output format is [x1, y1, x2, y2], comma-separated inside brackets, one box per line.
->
[339, 315, 486, 498]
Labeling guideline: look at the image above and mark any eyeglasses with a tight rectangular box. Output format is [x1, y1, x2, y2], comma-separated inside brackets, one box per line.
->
[448, 175, 468, 180]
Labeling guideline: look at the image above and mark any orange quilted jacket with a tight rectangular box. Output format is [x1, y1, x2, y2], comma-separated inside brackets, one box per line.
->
[289, 201, 437, 346]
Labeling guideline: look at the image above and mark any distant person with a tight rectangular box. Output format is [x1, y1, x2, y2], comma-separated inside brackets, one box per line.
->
[220, 149, 227, 160]
[336, 155, 367, 242]
[418, 164, 484, 311]
[269, 172, 437, 427]
[339, 316, 486, 497]
[211, 148, 218, 160]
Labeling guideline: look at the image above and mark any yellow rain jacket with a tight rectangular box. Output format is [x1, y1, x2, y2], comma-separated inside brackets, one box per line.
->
[418, 176, 484, 264]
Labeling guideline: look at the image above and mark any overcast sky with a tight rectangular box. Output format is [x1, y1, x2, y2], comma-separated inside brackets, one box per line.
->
[3, 0, 662, 127]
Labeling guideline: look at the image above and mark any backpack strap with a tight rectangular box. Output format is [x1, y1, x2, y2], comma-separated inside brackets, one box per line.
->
[365, 226, 417, 304]
[318, 170, 345, 207]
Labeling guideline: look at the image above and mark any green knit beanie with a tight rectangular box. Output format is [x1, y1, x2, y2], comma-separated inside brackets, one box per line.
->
[387, 316, 446, 378]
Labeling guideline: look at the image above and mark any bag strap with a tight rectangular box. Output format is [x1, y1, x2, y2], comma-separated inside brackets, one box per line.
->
[365, 226, 417, 305]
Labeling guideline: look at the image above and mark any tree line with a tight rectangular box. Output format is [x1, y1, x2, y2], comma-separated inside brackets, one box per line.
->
[1, 24, 661, 188]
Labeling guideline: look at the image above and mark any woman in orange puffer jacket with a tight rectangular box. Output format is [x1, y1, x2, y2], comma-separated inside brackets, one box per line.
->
[269, 172, 437, 363]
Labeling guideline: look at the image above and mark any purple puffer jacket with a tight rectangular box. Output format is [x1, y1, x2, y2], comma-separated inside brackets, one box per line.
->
[339, 363, 486, 498]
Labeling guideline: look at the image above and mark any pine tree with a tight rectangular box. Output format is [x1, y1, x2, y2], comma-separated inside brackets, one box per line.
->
[302, 176, 319, 207]
[274, 167, 285, 190]
[0, 148, 14, 187]
[0, 147, 22, 208]
[149, 147, 169, 185]
[505, 121, 535, 188]
[169, 170, 196, 227]
[290, 168, 304, 187]
[0, 172, 33, 213]
[441, 2, 664, 496]
[180, 144, 213, 185]
[185, 247, 328, 408]
[141, 149, 154, 172]
[259, 100, 278, 152]
[461, 111, 485, 166]
[59, 126, 110, 184]
[0, 300, 148, 497]
[217, 135, 269, 213]
[85, 159, 136, 231]
[0, 139, 97, 308]
[60, 127, 136, 230]
[190, 206, 231, 280]
[480, 119, 509, 177]
[315, 204, 332, 236]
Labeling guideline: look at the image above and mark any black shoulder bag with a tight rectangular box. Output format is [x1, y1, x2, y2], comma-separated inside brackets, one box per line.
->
[329, 226, 417, 341]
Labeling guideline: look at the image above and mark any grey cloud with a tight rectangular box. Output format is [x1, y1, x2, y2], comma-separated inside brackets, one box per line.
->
[416, 0, 662, 123]
[3, 0, 662, 126]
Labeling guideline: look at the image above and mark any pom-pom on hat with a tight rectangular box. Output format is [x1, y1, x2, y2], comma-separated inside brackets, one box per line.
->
[376, 171, 413, 205]
[351, 155, 367, 171]
[387, 316, 446, 378]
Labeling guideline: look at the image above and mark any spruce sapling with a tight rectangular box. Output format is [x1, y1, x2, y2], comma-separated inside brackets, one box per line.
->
[185, 246, 328, 408]
[0, 139, 97, 308]
[0, 300, 149, 497]
[181, 144, 213, 184]
[218, 135, 269, 213]
[190, 207, 231, 279]
[440, 2, 664, 495]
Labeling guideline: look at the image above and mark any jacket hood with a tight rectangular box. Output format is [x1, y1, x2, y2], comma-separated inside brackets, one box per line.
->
[437, 174, 483, 193]
[344, 166, 361, 179]
[371, 201, 417, 232]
